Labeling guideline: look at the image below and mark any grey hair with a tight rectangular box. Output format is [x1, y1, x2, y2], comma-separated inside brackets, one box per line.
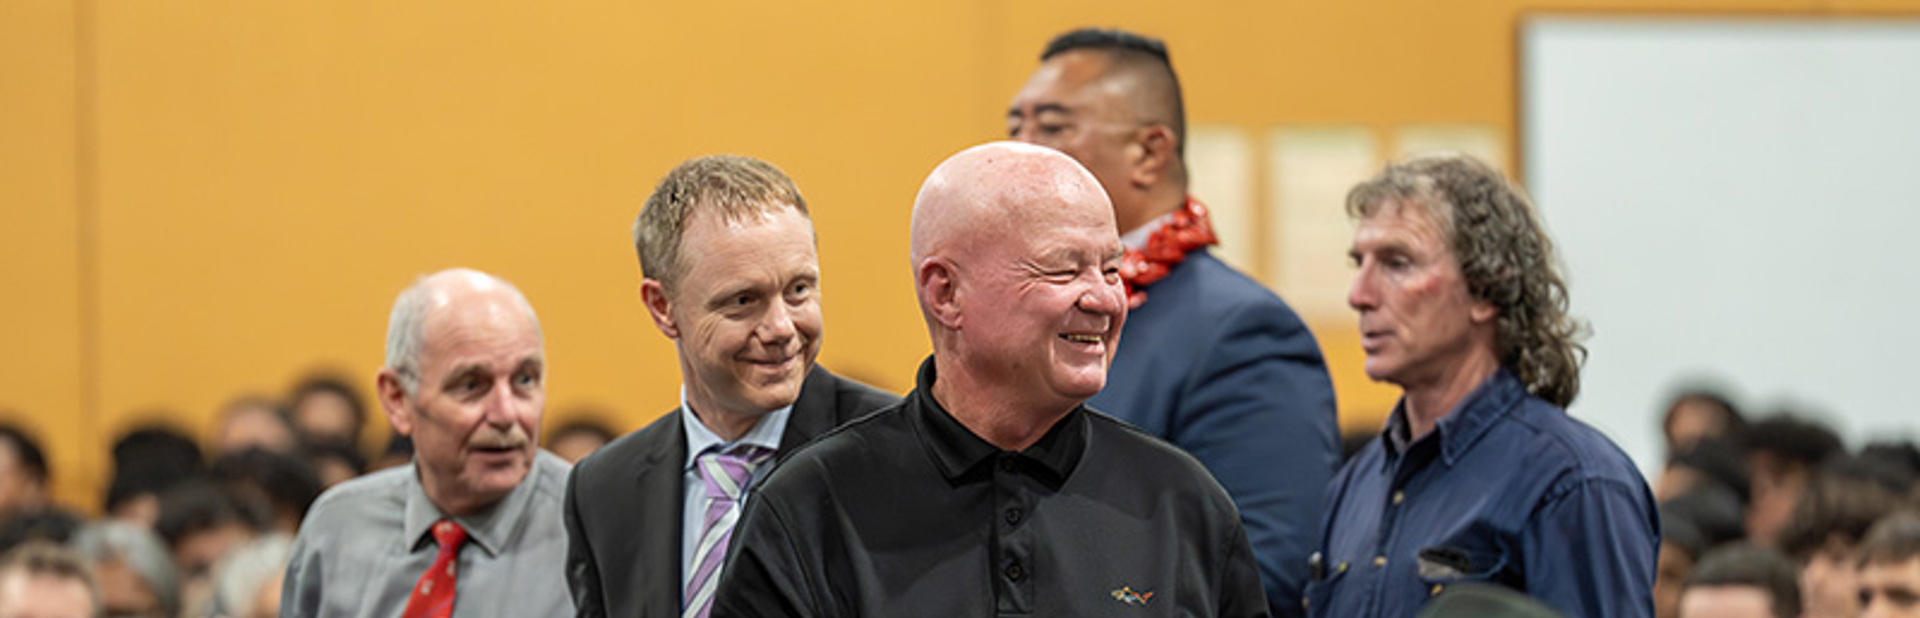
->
[209, 533, 293, 617]
[0, 541, 100, 617]
[383, 268, 542, 396]
[72, 521, 180, 617]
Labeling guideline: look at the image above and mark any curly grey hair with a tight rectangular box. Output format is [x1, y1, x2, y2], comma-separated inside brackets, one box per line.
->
[1346, 152, 1587, 407]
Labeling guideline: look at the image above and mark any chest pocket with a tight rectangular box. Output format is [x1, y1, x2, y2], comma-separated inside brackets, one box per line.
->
[1414, 545, 1511, 597]
[1301, 552, 1347, 615]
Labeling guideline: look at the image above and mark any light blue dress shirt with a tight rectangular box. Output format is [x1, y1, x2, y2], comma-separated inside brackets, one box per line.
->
[677, 385, 791, 596]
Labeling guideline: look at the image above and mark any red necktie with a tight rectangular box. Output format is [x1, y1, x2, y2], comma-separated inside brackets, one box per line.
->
[402, 519, 468, 618]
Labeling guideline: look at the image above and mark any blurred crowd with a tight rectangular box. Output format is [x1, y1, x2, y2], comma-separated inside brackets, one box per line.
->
[2, 380, 1916, 618]
[1649, 388, 1920, 618]
[0, 371, 617, 618]
[8, 373, 1920, 617]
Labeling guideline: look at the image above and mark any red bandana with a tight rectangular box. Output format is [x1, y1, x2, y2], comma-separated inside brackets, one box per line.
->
[1118, 197, 1218, 309]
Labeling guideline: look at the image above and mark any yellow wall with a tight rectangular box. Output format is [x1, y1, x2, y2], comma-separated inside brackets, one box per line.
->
[5, 0, 1913, 510]
[1, 0, 91, 510]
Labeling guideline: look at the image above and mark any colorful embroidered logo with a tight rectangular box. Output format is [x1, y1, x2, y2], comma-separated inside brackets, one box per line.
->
[1110, 586, 1155, 606]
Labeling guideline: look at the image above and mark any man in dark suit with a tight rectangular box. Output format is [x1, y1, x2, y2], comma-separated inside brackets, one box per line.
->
[564, 155, 897, 618]
[1007, 28, 1340, 617]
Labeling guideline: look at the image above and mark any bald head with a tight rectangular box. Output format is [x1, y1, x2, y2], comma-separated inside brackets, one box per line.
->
[384, 268, 542, 395]
[910, 142, 1113, 269]
[908, 142, 1128, 441]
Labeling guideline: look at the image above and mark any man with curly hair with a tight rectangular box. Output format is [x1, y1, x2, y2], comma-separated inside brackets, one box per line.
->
[1308, 153, 1658, 618]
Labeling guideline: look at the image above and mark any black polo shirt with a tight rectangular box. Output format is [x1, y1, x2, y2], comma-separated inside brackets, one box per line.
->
[711, 357, 1269, 618]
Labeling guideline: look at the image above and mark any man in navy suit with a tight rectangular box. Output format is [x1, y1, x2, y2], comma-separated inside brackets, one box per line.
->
[563, 155, 897, 618]
[1007, 27, 1339, 617]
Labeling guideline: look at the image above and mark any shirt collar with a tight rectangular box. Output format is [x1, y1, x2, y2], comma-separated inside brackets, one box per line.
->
[1377, 368, 1528, 471]
[680, 384, 793, 471]
[1119, 210, 1175, 251]
[402, 454, 546, 557]
[906, 357, 1087, 485]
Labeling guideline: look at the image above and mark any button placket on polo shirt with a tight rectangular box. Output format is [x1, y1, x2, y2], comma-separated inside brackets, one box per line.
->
[991, 453, 1034, 616]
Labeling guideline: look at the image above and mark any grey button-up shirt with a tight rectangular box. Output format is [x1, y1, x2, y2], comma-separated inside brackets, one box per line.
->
[280, 450, 575, 617]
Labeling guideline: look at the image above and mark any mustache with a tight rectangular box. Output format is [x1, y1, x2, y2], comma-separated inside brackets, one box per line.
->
[469, 425, 531, 449]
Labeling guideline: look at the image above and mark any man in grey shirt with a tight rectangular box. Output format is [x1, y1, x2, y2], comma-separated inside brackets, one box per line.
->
[281, 268, 573, 617]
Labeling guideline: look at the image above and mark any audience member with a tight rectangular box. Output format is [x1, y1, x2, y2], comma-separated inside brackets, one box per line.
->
[0, 508, 81, 556]
[0, 541, 98, 618]
[210, 395, 298, 457]
[1855, 512, 1920, 618]
[545, 415, 616, 465]
[105, 423, 205, 528]
[298, 440, 365, 489]
[1860, 441, 1920, 485]
[1830, 447, 1920, 498]
[1660, 437, 1750, 503]
[287, 372, 370, 452]
[1658, 512, 1710, 618]
[1777, 466, 1902, 618]
[1664, 483, 1748, 550]
[210, 449, 321, 534]
[713, 143, 1266, 617]
[1678, 543, 1801, 618]
[208, 533, 291, 618]
[1742, 414, 1845, 545]
[281, 268, 574, 615]
[0, 424, 53, 523]
[72, 521, 178, 618]
[1007, 27, 1338, 615]
[156, 480, 262, 617]
[1663, 388, 1745, 454]
[1314, 153, 1656, 617]
[566, 155, 898, 618]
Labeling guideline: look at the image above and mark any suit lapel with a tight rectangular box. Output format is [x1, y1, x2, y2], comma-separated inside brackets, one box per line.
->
[630, 410, 688, 618]
[780, 365, 840, 452]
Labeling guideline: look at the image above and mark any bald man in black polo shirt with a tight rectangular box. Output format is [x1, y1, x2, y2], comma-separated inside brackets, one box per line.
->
[709, 142, 1268, 618]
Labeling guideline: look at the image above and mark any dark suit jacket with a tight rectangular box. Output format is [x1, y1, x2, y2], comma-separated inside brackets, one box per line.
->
[1087, 248, 1339, 618]
[564, 365, 898, 618]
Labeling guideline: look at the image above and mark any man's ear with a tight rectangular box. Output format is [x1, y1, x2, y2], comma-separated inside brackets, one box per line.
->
[376, 369, 414, 437]
[640, 279, 680, 339]
[1470, 299, 1499, 325]
[1127, 124, 1177, 189]
[917, 257, 962, 329]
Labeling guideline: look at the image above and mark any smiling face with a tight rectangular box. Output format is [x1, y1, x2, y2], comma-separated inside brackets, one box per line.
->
[955, 184, 1127, 411]
[1346, 199, 1497, 392]
[381, 282, 545, 515]
[644, 205, 821, 426]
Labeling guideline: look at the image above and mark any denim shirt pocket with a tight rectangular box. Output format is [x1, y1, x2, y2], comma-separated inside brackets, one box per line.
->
[1414, 545, 1509, 598]
[1301, 552, 1349, 616]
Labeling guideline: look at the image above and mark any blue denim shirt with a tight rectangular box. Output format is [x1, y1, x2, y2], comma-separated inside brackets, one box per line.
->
[1307, 369, 1658, 618]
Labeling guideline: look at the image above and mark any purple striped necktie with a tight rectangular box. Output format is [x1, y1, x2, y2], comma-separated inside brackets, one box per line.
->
[683, 444, 774, 618]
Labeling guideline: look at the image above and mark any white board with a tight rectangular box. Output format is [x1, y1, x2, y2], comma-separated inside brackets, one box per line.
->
[1521, 17, 1920, 476]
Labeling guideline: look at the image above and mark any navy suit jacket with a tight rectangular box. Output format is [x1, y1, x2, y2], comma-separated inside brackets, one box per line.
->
[1088, 248, 1339, 618]
[563, 365, 898, 618]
